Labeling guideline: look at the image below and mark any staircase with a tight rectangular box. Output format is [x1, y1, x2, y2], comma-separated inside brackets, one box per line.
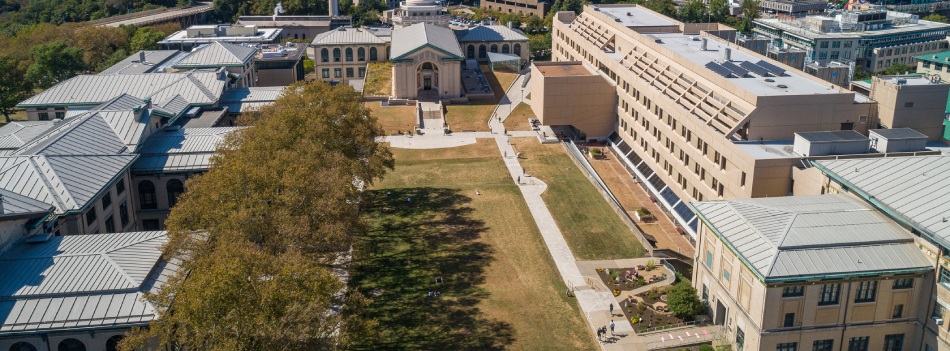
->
[417, 101, 445, 134]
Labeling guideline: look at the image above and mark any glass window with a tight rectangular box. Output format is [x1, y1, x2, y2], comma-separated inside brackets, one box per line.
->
[818, 283, 840, 306]
[138, 180, 157, 210]
[502, 44, 509, 54]
[893, 304, 903, 318]
[38, 112, 49, 121]
[820, 41, 829, 48]
[705, 250, 713, 269]
[321, 48, 329, 62]
[370, 47, 378, 61]
[167, 179, 184, 208]
[848, 337, 868, 351]
[702, 284, 709, 302]
[358, 47, 365, 61]
[142, 219, 160, 231]
[346, 68, 354, 77]
[359, 67, 366, 77]
[10, 342, 38, 351]
[105, 215, 115, 233]
[57, 339, 86, 351]
[55, 111, 65, 119]
[819, 51, 828, 60]
[778, 343, 797, 351]
[334, 68, 342, 78]
[831, 51, 839, 60]
[85, 207, 97, 226]
[102, 190, 112, 208]
[322, 69, 330, 78]
[784, 313, 795, 327]
[490, 44, 498, 53]
[514, 43, 521, 56]
[722, 268, 730, 282]
[893, 278, 913, 289]
[939, 267, 950, 289]
[813, 340, 834, 351]
[106, 336, 125, 351]
[333, 48, 341, 62]
[884, 334, 904, 351]
[783, 286, 804, 297]
[736, 327, 745, 351]
[855, 281, 877, 303]
[933, 303, 945, 319]
[832, 41, 841, 48]
[116, 179, 125, 194]
[345, 48, 353, 61]
[119, 202, 129, 227]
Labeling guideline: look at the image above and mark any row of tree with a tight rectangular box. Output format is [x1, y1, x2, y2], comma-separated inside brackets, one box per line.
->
[117, 81, 394, 350]
[0, 22, 177, 122]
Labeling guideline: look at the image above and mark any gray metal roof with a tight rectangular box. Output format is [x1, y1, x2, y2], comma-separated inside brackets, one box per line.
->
[133, 127, 242, 173]
[795, 130, 868, 143]
[869, 128, 928, 140]
[690, 194, 932, 282]
[0, 231, 179, 334]
[220, 87, 284, 113]
[0, 189, 54, 215]
[391, 23, 463, 60]
[310, 26, 386, 46]
[173, 42, 259, 68]
[98, 50, 186, 75]
[0, 122, 57, 151]
[0, 154, 137, 213]
[456, 25, 529, 43]
[17, 71, 225, 109]
[814, 156, 950, 247]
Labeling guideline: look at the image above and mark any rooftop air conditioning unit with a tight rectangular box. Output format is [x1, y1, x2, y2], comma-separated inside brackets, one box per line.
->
[934, 316, 944, 325]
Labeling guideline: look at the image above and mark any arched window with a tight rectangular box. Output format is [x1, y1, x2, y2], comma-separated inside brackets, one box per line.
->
[57, 339, 85, 351]
[490, 44, 498, 53]
[421, 62, 434, 70]
[167, 179, 185, 208]
[467, 45, 475, 58]
[345, 48, 353, 61]
[333, 48, 341, 62]
[321, 48, 329, 63]
[358, 47, 366, 61]
[370, 47, 378, 61]
[302, 33, 306, 40]
[479, 44, 487, 59]
[139, 180, 157, 210]
[502, 44, 510, 54]
[514, 43, 522, 56]
[294, 33, 298, 39]
[10, 342, 37, 351]
[105, 336, 124, 351]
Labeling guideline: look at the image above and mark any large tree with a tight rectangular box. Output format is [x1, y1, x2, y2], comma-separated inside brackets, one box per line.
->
[119, 81, 393, 351]
[922, 14, 948, 23]
[708, 0, 730, 23]
[129, 27, 166, 52]
[677, 0, 708, 23]
[74, 25, 128, 70]
[25, 40, 84, 88]
[739, 0, 761, 32]
[666, 281, 706, 319]
[881, 62, 913, 76]
[0, 57, 32, 123]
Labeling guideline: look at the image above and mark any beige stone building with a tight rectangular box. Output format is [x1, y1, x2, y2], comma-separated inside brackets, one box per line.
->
[915, 51, 950, 83]
[867, 75, 949, 141]
[481, 0, 551, 17]
[530, 61, 617, 137]
[390, 23, 464, 99]
[691, 194, 935, 351]
[551, 5, 875, 237]
[310, 27, 389, 86]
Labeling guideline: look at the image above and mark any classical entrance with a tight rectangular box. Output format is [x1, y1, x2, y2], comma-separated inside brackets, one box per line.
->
[423, 76, 432, 90]
[417, 61, 439, 100]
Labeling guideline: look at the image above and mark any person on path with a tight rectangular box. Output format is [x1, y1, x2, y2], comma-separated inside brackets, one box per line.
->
[517, 176, 520, 184]
[610, 320, 615, 336]
[504, 151, 507, 157]
[522, 167, 525, 176]
[609, 303, 614, 316]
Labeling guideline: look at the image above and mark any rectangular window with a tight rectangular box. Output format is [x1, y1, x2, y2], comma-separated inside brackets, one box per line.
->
[142, 219, 161, 231]
[736, 327, 745, 351]
[892, 304, 903, 319]
[55, 111, 65, 119]
[819, 51, 828, 60]
[346, 68, 354, 78]
[740, 172, 746, 187]
[933, 302, 945, 319]
[778, 343, 797, 351]
[334, 68, 342, 78]
[893, 278, 913, 289]
[102, 190, 112, 208]
[85, 208, 97, 226]
[722, 268, 731, 282]
[358, 67, 366, 77]
[814, 340, 834, 351]
[832, 41, 841, 48]
[884, 334, 904, 351]
[702, 284, 709, 302]
[322, 68, 330, 78]
[784, 313, 795, 327]
[38, 112, 49, 121]
[848, 337, 869, 351]
[116, 179, 125, 194]
[818, 283, 840, 306]
[820, 41, 829, 48]
[119, 202, 129, 227]
[855, 281, 877, 303]
[939, 266, 950, 289]
[782, 286, 804, 297]
[105, 215, 115, 233]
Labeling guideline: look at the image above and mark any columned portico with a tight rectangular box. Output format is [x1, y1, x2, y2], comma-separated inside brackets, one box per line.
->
[389, 23, 464, 100]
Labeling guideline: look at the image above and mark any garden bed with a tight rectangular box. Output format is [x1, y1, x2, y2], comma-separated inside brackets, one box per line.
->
[618, 295, 686, 332]
[595, 263, 668, 293]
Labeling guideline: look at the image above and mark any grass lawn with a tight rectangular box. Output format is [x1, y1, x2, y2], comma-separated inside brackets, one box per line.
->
[511, 138, 646, 260]
[503, 102, 536, 131]
[366, 101, 417, 135]
[353, 140, 597, 351]
[444, 65, 519, 132]
[0, 109, 29, 127]
[363, 62, 393, 97]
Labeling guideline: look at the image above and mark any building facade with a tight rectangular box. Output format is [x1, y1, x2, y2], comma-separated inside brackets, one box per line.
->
[236, 15, 351, 42]
[481, 0, 552, 17]
[915, 51, 950, 82]
[310, 27, 389, 86]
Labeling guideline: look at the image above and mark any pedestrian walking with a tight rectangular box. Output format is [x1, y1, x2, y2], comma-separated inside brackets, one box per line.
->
[522, 167, 525, 176]
[504, 151, 507, 157]
[517, 176, 520, 184]
[610, 320, 615, 336]
[609, 303, 614, 316]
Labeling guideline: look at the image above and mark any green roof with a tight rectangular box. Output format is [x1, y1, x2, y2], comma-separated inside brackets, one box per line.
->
[913, 50, 950, 63]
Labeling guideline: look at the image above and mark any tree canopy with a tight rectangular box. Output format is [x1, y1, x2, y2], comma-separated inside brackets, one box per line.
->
[129, 27, 166, 52]
[119, 81, 393, 350]
[25, 40, 84, 88]
[881, 62, 913, 76]
[922, 14, 948, 23]
[666, 280, 706, 319]
[0, 57, 32, 123]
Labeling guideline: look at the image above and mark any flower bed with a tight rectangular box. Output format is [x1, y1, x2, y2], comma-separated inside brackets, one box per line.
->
[619, 295, 685, 332]
[596, 265, 667, 292]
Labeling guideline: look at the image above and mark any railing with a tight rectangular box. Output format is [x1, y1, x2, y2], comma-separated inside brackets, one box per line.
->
[638, 317, 709, 334]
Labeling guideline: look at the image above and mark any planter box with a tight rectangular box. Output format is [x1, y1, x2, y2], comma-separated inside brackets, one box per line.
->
[589, 150, 603, 159]
[635, 211, 654, 222]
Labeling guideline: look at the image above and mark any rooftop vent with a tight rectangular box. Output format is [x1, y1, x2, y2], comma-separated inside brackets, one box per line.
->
[627, 12, 632, 15]
[765, 78, 775, 82]
[777, 84, 788, 88]
[701, 37, 708, 51]
[723, 47, 732, 62]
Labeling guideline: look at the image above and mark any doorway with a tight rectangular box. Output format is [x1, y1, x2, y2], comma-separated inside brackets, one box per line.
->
[715, 299, 727, 325]
[423, 77, 432, 90]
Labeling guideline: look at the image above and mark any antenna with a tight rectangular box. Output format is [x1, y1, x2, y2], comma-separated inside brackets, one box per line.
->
[272, 3, 285, 22]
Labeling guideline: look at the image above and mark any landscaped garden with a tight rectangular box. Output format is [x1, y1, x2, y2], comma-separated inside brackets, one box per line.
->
[596, 260, 668, 295]
[615, 274, 708, 333]
[351, 140, 597, 350]
[510, 138, 646, 260]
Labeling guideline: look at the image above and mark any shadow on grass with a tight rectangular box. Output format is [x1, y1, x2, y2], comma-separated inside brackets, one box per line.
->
[352, 187, 514, 350]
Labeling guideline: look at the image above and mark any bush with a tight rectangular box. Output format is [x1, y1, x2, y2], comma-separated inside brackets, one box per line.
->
[303, 59, 314, 74]
[636, 208, 652, 216]
[700, 345, 715, 351]
[666, 281, 706, 319]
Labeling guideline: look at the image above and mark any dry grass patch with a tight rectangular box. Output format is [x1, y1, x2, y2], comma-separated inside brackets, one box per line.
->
[363, 61, 393, 97]
[444, 65, 520, 132]
[503, 102, 536, 131]
[366, 102, 417, 135]
[354, 141, 597, 350]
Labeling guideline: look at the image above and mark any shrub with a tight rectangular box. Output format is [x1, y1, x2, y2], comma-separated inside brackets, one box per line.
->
[700, 345, 715, 351]
[666, 281, 706, 319]
[610, 270, 620, 281]
[646, 260, 657, 270]
[636, 208, 652, 216]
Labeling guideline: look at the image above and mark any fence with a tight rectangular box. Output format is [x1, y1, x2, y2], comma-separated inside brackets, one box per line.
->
[562, 140, 655, 255]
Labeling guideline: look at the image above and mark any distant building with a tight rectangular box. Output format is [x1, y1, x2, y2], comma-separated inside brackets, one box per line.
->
[168, 41, 260, 88]
[758, 0, 828, 16]
[753, 11, 950, 73]
[158, 24, 282, 51]
[914, 50, 950, 82]
[254, 42, 307, 86]
[691, 194, 934, 351]
[849, 75, 949, 140]
[310, 27, 389, 86]
[481, 0, 552, 18]
[236, 15, 351, 42]
[392, 0, 451, 29]
[98, 50, 187, 75]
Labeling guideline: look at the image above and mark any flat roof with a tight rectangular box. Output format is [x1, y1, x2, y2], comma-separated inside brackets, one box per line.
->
[159, 27, 281, 43]
[650, 32, 842, 96]
[756, 17, 950, 39]
[593, 5, 678, 28]
[733, 140, 799, 159]
[869, 128, 927, 140]
[536, 62, 596, 77]
[796, 130, 868, 142]
[878, 75, 943, 86]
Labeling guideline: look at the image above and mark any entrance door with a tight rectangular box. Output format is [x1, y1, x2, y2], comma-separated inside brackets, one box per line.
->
[423, 77, 432, 90]
[715, 300, 727, 325]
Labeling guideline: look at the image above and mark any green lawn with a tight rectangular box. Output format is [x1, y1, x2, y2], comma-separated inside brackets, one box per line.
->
[512, 138, 646, 260]
[352, 140, 597, 350]
[363, 62, 393, 97]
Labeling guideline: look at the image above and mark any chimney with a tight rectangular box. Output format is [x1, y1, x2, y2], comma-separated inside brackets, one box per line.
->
[723, 47, 732, 61]
[144, 97, 152, 109]
[330, 0, 338, 16]
[139, 51, 147, 64]
[508, 21, 512, 28]
[701, 37, 708, 51]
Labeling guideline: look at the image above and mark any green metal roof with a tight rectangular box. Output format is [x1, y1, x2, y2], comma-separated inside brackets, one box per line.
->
[913, 50, 950, 63]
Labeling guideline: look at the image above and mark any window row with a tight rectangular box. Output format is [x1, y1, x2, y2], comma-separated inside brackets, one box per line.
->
[138, 179, 185, 210]
[465, 43, 522, 59]
[772, 334, 903, 351]
[781, 278, 913, 304]
[320, 47, 379, 63]
[322, 67, 367, 79]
